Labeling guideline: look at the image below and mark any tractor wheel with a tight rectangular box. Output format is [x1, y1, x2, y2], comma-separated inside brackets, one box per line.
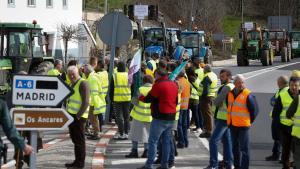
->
[237, 50, 246, 66]
[269, 49, 273, 65]
[287, 45, 292, 62]
[261, 50, 269, 66]
[281, 47, 288, 62]
[31, 61, 54, 75]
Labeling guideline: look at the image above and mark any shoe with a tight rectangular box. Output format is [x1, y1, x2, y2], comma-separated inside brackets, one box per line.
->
[114, 133, 127, 140]
[177, 143, 184, 149]
[67, 167, 84, 169]
[124, 134, 129, 139]
[154, 159, 161, 164]
[265, 153, 280, 161]
[192, 128, 199, 132]
[203, 165, 217, 169]
[169, 162, 175, 169]
[199, 132, 211, 138]
[137, 166, 151, 169]
[125, 149, 138, 158]
[87, 135, 100, 140]
[156, 166, 168, 169]
[141, 149, 148, 158]
[65, 162, 75, 167]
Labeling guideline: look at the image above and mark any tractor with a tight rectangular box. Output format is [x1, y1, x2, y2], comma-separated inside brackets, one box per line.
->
[237, 22, 274, 66]
[178, 31, 211, 63]
[289, 31, 300, 58]
[0, 22, 54, 96]
[269, 29, 291, 62]
[142, 23, 179, 59]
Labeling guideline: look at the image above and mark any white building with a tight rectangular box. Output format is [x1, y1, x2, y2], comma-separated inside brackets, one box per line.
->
[0, 0, 92, 61]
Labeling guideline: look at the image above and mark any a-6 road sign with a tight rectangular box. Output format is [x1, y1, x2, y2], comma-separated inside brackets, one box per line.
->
[11, 108, 74, 131]
[12, 75, 73, 107]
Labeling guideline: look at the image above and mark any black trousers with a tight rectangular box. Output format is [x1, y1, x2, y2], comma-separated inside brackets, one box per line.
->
[114, 102, 130, 135]
[69, 116, 86, 167]
[280, 124, 292, 169]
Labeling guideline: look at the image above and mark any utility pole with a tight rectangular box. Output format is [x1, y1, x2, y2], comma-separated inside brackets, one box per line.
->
[103, 0, 108, 58]
[278, 0, 281, 29]
[241, 0, 244, 23]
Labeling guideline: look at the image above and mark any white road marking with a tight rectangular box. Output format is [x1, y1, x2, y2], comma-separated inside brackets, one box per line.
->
[243, 62, 300, 80]
[194, 129, 223, 161]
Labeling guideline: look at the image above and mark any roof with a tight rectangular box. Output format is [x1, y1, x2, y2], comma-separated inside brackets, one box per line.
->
[0, 22, 42, 29]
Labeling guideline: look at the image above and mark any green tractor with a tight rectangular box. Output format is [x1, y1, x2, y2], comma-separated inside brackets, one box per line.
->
[0, 22, 54, 95]
[237, 23, 274, 66]
[289, 31, 300, 58]
[269, 29, 291, 62]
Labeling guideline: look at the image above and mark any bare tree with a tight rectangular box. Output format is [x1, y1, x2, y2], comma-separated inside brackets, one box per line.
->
[58, 23, 80, 64]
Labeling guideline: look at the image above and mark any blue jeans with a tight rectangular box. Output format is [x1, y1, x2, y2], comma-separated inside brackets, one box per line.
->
[209, 119, 232, 168]
[157, 133, 175, 165]
[230, 126, 250, 169]
[177, 110, 189, 146]
[145, 119, 175, 169]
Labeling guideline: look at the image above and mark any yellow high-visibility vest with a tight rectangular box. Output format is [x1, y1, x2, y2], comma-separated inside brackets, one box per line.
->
[279, 90, 294, 126]
[66, 78, 89, 118]
[97, 71, 109, 99]
[206, 72, 218, 97]
[190, 78, 200, 100]
[195, 68, 204, 81]
[216, 83, 234, 120]
[291, 95, 300, 139]
[86, 73, 105, 115]
[113, 72, 131, 102]
[269, 87, 289, 117]
[47, 68, 61, 76]
[130, 84, 152, 123]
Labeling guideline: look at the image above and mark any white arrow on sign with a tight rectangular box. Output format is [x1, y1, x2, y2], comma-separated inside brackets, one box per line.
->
[12, 75, 73, 107]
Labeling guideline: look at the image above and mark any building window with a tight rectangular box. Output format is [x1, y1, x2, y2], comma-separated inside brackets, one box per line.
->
[62, 0, 68, 9]
[46, 0, 53, 8]
[7, 0, 15, 7]
[27, 0, 36, 7]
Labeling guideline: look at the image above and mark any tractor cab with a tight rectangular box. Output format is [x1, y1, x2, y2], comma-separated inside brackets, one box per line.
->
[179, 31, 206, 61]
[0, 22, 53, 95]
[143, 27, 179, 58]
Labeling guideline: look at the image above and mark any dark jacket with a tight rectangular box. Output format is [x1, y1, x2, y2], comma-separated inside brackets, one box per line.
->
[139, 76, 178, 120]
[0, 99, 25, 150]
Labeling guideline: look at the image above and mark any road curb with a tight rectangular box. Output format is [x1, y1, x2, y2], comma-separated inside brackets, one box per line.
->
[91, 124, 118, 169]
[1, 132, 69, 169]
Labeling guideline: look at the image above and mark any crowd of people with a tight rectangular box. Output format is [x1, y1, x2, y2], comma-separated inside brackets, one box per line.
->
[48, 54, 300, 169]
[1, 51, 300, 169]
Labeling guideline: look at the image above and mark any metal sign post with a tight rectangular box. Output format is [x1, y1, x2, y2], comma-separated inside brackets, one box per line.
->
[29, 131, 37, 169]
[97, 12, 132, 124]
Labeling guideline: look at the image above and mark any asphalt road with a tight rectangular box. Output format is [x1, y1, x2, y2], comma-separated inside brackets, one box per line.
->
[212, 57, 300, 169]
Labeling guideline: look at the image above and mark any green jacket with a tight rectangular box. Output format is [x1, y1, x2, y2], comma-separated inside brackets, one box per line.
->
[0, 99, 25, 150]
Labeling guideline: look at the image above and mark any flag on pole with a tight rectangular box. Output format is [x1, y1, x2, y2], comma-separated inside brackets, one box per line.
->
[128, 49, 142, 85]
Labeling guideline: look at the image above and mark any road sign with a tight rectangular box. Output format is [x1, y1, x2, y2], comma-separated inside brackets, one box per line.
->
[11, 108, 73, 131]
[97, 12, 132, 47]
[244, 22, 254, 30]
[134, 5, 148, 20]
[12, 75, 73, 107]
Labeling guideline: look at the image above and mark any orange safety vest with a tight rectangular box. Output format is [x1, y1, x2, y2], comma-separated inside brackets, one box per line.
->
[227, 88, 251, 127]
[178, 77, 191, 110]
